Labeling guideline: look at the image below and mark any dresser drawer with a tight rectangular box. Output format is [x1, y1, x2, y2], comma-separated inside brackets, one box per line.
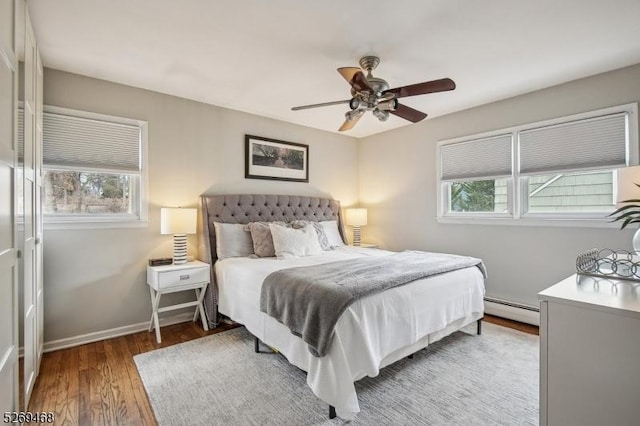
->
[157, 267, 209, 289]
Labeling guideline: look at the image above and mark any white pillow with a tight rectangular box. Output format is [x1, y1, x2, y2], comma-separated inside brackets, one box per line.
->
[291, 220, 331, 251]
[320, 220, 345, 247]
[269, 223, 323, 258]
[214, 222, 254, 260]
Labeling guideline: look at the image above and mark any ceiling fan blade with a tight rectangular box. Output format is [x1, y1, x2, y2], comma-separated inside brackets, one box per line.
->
[291, 99, 350, 111]
[391, 103, 428, 123]
[385, 78, 456, 99]
[339, 111, 364, 132]
[337, 67, 372, 93]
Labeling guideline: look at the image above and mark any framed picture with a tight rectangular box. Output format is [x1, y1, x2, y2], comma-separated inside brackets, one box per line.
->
[245, 135, 309, 182]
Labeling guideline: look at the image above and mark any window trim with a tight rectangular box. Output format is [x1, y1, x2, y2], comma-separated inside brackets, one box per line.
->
[436, 103, 638, 227]
[42, 105, 148, 229]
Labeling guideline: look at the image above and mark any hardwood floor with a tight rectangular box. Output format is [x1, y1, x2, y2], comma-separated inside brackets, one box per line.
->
[28, 321, 238, 425]
[484, 314, 539, 335]
[28, 315, 536, 425]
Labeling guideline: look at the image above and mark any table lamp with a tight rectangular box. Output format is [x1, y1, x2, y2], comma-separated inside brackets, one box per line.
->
[161, 207, 197, 264]
[345, 208, 368, 246]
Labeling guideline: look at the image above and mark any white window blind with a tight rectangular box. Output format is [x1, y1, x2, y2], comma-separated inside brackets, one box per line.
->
[440, 134, 512, 181]
[519, 113, 628, 175]
[43, 112, 141, 172]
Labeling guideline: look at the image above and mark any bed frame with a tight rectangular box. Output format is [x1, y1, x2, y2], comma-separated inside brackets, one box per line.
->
[199, 193, 483, 420]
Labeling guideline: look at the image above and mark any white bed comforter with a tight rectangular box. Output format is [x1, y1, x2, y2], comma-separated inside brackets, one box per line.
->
[215, 246, 485, 419]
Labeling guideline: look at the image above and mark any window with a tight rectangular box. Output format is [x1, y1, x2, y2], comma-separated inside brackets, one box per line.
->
[439, 133, 514, 218]
[437, 103, 638, 225]
[42, 171, 135, 215]
[525, 171, 615, 214]
[450, 179, 509, 213]
[20, 106, 148, 227]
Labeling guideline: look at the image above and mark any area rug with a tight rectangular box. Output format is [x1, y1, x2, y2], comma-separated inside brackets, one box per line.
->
[134, 322, 538, 425]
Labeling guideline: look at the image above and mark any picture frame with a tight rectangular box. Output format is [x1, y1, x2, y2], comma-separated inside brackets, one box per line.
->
[245, 135, 309, 182]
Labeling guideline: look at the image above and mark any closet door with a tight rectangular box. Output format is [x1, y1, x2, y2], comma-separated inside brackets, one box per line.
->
[35, 49, 43, 374]
[0, 0, 19, 413]
[21, 10, 39, 406]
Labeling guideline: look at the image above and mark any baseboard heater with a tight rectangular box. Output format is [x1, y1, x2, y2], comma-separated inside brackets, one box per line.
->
[483, 297, 540, 326]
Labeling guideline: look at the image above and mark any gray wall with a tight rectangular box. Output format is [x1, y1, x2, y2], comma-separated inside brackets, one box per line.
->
[43, 69, 359, 342]
[43, 63, 640, 343]
[359, 63, 640, 307]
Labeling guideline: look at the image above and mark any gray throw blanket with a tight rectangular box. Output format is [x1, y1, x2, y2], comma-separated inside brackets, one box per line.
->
[260, 251, 487, 357]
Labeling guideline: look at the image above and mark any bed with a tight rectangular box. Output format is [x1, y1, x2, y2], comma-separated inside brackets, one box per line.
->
[198, 194, 485, 420]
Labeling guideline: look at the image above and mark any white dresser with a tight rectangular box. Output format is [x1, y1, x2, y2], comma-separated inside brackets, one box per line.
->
[539, 274, 640, 426]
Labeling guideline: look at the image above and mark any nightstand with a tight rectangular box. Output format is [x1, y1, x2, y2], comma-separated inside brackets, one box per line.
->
[146, 260, 210, 343]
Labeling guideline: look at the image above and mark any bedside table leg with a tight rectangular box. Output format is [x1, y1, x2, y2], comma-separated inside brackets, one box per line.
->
[148, 287, 155, 332]
[149, 287, 162, 343]
[194, 286, 209, 331]
[193, 288, 201, 322]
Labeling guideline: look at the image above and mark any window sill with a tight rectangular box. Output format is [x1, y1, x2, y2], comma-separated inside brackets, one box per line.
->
[44, 219, 149, 230]
[436, 216, 623, 228]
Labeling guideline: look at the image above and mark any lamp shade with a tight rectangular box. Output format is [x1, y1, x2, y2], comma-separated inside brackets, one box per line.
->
[616, 166, 640, 208]
[345, 208, 368, 226]
[160, 208, 197, 235]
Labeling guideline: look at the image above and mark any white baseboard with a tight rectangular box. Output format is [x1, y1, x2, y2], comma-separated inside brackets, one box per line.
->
[42, 312, 194, 353]
[484, 300, 540, 326]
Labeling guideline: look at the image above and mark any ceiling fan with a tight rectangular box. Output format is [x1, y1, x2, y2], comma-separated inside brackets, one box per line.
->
[291, 56, 456, 132]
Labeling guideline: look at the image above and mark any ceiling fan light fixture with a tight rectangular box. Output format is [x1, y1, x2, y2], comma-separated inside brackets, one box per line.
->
[377, 98, 399, 112]
[373, 109, 390, 122]
[345, 109, 364, 122]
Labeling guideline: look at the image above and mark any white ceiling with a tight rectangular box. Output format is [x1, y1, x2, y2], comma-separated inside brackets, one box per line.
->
[28, 0, 640, 138]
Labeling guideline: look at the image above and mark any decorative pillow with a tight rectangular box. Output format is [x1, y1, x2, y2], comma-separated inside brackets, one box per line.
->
[269, 223, 323, 258]
[320, 220, 345, 247]
[213, 222, 254, 260]
[244, 221, 286, 258]
[291, 220, 331, 251]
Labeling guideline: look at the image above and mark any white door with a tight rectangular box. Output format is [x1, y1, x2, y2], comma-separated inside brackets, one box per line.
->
[35, 48, 43, 375]
[22, 11, 40, 406]
[0, 0, 20, 413]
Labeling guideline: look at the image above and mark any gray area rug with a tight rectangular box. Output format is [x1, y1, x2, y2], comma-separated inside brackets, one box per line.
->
[134, 322, 538, 425]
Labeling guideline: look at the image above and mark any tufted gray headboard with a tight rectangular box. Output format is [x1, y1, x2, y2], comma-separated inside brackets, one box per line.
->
[197, 194, 347, 326]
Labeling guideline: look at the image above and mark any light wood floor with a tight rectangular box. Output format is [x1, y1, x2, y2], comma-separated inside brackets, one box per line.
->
[27, 315, 537, 425]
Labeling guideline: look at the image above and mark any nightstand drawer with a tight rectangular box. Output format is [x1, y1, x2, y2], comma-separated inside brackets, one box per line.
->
[157, 267, 209, 289]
